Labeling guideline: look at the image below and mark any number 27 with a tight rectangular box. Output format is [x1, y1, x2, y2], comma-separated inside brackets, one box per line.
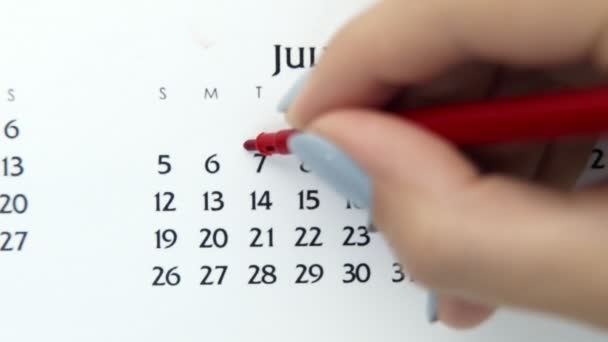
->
[0, 231, 27, 252]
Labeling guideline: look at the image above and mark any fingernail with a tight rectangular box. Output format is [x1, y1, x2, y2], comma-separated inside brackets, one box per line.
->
[277, 72, 309, 113]
[288, 132, 371, 208]
[427, 291, 439, 323]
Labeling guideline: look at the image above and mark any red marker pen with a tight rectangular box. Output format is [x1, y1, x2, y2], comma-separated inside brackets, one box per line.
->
[244, 85, 608, 156]
[243, 129, 297, 156]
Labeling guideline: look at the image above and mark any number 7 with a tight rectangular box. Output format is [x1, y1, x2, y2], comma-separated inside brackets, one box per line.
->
[14, 231, 27, 251]
[253, 153, 267, 173]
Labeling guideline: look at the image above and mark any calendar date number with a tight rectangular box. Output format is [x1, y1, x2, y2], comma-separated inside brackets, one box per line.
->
[0, 231, 28, 252]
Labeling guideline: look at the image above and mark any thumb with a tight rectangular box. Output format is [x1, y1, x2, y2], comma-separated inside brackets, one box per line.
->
[288, 109, 608, 328]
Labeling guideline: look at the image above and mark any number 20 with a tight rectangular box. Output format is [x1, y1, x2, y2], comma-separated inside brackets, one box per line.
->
[0, 194, 28, 214]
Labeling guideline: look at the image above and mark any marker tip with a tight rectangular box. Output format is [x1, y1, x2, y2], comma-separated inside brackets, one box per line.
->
[243, 139, 257, 151]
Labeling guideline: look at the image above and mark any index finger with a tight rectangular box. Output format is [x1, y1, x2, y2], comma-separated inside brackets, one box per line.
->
[286, 0, 608, 127]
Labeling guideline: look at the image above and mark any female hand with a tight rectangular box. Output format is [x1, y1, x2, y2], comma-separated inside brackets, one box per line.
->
[281, 0, 608, 330]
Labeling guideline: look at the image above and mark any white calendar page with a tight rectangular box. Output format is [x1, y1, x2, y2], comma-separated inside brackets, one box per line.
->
[1, 1, 607, 341]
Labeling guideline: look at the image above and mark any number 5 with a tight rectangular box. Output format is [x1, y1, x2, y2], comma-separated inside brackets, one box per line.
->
[158, 155, 171, 174]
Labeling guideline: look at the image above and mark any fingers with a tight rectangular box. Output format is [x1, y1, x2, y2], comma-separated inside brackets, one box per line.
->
[287, 0, 608, 127]
[298, 110, 608, 328]
[438, 295, 495, 329]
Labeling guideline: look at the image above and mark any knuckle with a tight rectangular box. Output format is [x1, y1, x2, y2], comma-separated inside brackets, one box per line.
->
[404, 175, 509, 287]
[378, 193, 470, 288]
[403, 220, 467, 288]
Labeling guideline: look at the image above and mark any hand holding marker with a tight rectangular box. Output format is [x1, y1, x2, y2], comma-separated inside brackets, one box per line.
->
[246, 83, 608, 323]
[246, 85, 608, 155]
[248, 0, 608, 331]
